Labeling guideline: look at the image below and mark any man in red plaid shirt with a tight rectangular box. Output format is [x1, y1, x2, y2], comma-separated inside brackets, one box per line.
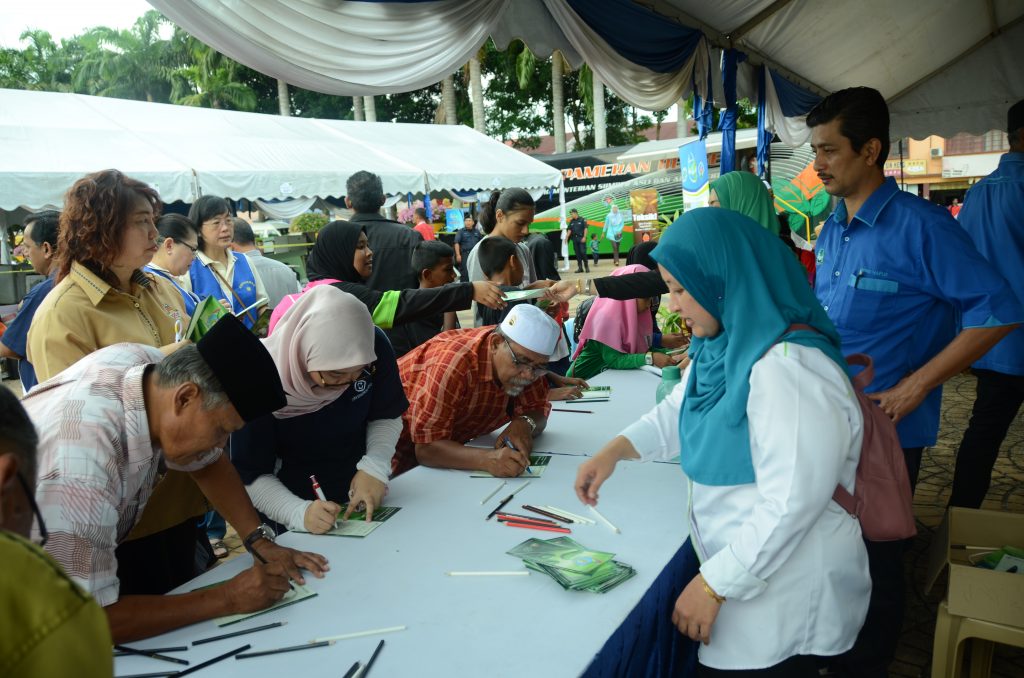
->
[395, 304, 561, 477]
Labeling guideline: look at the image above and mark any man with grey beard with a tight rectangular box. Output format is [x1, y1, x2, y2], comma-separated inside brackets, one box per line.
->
[393, 304, 560, 477]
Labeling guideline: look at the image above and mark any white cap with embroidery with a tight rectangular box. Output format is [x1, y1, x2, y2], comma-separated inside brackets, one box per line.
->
[499, 303, 561, 356]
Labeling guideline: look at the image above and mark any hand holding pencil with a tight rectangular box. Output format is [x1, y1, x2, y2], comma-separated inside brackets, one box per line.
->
[223, 560, 292, 613]
[486, 443, 531, 477]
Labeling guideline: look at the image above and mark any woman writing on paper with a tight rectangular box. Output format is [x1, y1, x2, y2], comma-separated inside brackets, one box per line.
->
[268, 220, 504, 336]
[574, 208, 870, 675]
[182, 195, 268, 330]
[232, 285, 408, 535]
[567, 264, 685, 380]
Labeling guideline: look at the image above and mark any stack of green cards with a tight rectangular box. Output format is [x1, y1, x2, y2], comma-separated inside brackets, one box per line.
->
[183, 295, 229, 341]
[507, 536, 636, 593]
[471, 454, 551, 478]
[294, 505, 401, 538]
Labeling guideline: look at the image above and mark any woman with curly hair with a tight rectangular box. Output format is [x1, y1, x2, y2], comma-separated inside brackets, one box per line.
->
[26, 169, 210, 596]
[27, 169, 187, 381]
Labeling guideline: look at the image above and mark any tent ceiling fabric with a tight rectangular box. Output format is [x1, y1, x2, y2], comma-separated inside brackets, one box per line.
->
[149, 0, 1023, 139]
[0, 89, 560, 211]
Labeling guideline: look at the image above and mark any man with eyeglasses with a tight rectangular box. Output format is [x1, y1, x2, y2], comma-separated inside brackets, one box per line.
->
[0, 387, 113, 676]
[393, 304, 560, 477]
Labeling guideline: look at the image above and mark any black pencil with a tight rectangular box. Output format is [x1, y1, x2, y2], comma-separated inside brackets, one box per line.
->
[113, 672, 181, 678]
[362, 639, 385, 677]
[192, 621, 286, 646]
[250, 549, 296, 590]
[174, 644, 249, 676]
[522, 504, 574, 524]
[485, 493, 513, 520]
[114, 646, 188, 656]
[552, 408, 594, 413]
[114, 645, 189, 666]
[341, 661, 361, 678]
[235, 640, 332, 659]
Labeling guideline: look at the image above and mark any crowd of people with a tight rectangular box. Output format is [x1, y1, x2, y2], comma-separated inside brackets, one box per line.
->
[0, 87, 1021, 677]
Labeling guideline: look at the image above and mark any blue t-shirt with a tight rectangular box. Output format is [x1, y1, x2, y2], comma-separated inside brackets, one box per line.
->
[815, 177, 1023, 448]
[453, 227, 483, 253]
[1, 274, 55, 392]
[957, 152, 1024, 375]
[230, 328, 409, 528]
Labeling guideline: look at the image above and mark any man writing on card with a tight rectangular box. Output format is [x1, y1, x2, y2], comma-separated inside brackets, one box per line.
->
[22, 316, 330, 642]
[393, 304, 558, 477]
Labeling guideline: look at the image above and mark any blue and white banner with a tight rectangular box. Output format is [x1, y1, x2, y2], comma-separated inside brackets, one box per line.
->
[679, 138, 709, 212]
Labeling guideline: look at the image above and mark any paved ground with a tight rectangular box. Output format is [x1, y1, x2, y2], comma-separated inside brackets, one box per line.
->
[6, 263, 1022, 675]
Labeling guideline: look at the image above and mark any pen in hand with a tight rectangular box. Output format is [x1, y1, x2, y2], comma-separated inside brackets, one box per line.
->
[502, 436, 533, 476]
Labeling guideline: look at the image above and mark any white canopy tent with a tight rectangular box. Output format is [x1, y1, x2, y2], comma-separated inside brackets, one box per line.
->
[0, 88, 562, 211]
[148, 0, 1024, 142]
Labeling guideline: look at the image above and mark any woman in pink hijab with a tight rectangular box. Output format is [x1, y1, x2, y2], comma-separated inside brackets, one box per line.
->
[230, 285, 409, 534]
[567, 264, 685, 380]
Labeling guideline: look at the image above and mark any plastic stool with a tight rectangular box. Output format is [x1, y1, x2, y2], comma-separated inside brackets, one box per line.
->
[931, 600, 1024, 677]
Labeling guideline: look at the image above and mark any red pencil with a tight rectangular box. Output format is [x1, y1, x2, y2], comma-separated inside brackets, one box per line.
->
[497, 515, 559, 528]
[502, 521, 571, 534]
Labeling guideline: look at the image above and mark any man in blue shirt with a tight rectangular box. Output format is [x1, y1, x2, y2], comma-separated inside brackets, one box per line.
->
[1, 211, 60, 392]
[566, 208, 589, 273]
[807, 87, 1022, 678]
[949, 99, 1024, 508]
[452, 213, 483, 282]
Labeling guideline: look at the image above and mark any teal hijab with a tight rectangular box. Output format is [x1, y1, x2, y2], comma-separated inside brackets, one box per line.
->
[651, 208, 847, 486]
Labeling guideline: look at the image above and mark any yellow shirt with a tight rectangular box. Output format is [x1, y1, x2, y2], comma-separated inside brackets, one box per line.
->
[27, 262, 208, 540]
[0, 530, 112, 678]
[27, 262, 185, 382]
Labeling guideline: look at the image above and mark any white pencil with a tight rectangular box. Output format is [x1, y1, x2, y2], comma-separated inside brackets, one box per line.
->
[445, 571, 530, 576]
[311, 625, 407, 644]
[588, 505, 621, 534]
[543, 506, 596, 524]
[479, 481, 507, 505]
[509, 479, 533, 497]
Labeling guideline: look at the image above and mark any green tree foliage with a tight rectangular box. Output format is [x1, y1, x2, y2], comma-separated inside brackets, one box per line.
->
[75, 11, 172, 102]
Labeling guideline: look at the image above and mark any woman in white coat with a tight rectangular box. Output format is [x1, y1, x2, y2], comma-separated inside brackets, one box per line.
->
[575, 208, 870, 676]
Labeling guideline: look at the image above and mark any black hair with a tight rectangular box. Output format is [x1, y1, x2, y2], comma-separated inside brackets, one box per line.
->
[477, 236, 519, 277]
[806, 86, 890, 168]
[24, 210, 60, 248]
[156, 213, 198, 243]
[231, 218, 256, 245]
[188, 195, 231, 248]
[477, 188, 535, 234]
[411, 240, 454, 275]
[346, 171, 385, 213]
[570, 208, 578, 215]
[0, 387, 38, 484]
[414, 207, 428, 219]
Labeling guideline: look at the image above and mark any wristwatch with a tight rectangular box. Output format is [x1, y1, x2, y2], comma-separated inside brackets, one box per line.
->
[243, 523, 277, 554]
[519, 414, 537, 434]
[644, 352, 654, 366]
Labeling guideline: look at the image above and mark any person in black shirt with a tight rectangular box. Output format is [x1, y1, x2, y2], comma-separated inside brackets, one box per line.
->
[452, 214, 482, 282]
[387, 240, 460, 356]
[567, 208, 589, 273]
[345, 170, 424, 291]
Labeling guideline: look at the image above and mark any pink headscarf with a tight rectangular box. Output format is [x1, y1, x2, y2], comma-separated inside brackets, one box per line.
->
[267, 279, 341, 336]
[262, 285, 376, 418]
[572, 264, 655, 359]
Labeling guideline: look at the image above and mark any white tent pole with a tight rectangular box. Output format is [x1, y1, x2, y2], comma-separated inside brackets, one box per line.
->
[558, 178, 569, 271]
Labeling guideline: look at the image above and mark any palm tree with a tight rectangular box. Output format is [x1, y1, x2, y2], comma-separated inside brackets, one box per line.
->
[353, 96, 365, 121]
[16, 30, 78, 92]
[551, 51, 568, 153]
[592, 72, 606, 149]
[468, 56, 485, 133]
[169, 32, 257, 111]
[277, 79, 290, 116]
[74, 11, 171, 102]
[363, 95, 377, 122]
[441, 75, 457, 124]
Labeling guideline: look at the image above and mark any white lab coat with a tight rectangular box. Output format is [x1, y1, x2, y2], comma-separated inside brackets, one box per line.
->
[621, 342, 871, 670]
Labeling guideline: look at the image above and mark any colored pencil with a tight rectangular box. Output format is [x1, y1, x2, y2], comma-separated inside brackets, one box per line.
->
[192, 621, 286, 646]
[174, 645, 249, 677]
[113, 646, 187, 656]
[542, 505, 596, 524]
[522, 504, 573, 523]
[509, 479, 533, 497]
[311, 625, 406, 644]
[360, 639, 385, 677]
[113, 672, 181, 678]
[589, 505, 621, 534]
[485, 493, 513, 520]
[495, 511, 558, 524]
[235, 640, 333, 659]
[497, 516, 561, 529]
[552, 408, 594, 414]
[341, 662, 361, 678]
[503, 521, 571, 534]
[114, 645, 189, 666]
[250, 547, 295, 591]
[478, 480, 507, 505]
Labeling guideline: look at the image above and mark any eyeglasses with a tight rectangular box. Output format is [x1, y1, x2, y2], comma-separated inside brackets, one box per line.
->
[501, 336, 547, 377]
[15, 470, 47, 547]
[316, 364, 376, 387]
[174, 239, 199, 255]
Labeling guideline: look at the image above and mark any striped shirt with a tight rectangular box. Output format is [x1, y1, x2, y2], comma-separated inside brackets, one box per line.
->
[22, 343, 221, 606]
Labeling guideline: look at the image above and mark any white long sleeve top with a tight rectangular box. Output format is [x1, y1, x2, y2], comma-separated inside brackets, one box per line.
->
[620, 342, 871, 670]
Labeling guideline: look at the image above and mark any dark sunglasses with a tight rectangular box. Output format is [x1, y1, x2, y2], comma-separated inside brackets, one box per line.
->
[16, 470, 47, 547]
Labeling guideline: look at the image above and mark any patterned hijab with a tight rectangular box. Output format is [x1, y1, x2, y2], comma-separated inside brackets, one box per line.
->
[651, 208, 846, 486]
[262, 285, 376, 419]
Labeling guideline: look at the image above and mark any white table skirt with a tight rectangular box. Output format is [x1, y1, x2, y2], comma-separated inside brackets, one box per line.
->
[114, 455, 688, 677]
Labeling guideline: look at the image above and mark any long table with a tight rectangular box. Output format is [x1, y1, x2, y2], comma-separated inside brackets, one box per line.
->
[467, 368, 665, 456]
[113, 454, 693, 677]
